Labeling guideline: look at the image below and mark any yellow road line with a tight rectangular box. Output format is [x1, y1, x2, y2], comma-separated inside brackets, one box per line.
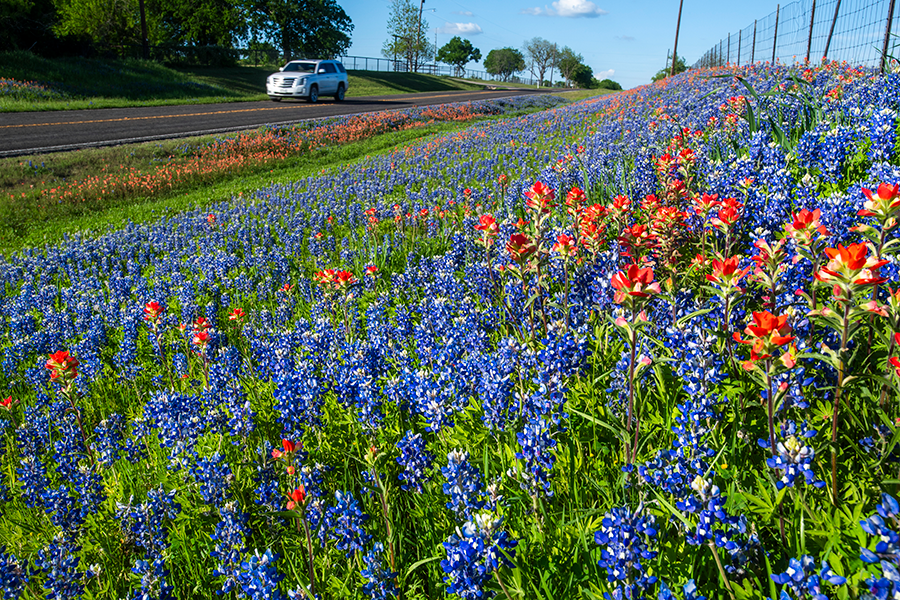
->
[0, 90, 507, 130]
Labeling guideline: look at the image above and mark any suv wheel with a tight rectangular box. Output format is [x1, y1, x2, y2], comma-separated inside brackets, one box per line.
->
[307, 85, 318, 103]
[334, 84, 345, 102]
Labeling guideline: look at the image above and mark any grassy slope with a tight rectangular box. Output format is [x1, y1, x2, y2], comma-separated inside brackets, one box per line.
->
[0, 106, 561, 254]
[0, 51, 484, 112]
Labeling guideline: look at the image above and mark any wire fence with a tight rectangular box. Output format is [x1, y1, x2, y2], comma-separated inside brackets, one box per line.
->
[336, 55, 540, 87]
[693, 0, 900, 71]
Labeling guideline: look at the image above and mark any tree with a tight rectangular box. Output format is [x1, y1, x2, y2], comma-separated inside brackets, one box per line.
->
[381, 0, 433, 72]
[523, 37, 557, 87]
[596, 78, 622, 90]
[436, 36, 480, 77]
[54, 0, 140, 54]
[652, 54, 687, 82]
[571, 62, 593, 89]
[556, 46, 582, 87]
[146, 0, 245, 48]
[483, 47, 524, 81]
[247, 0, 353, 62]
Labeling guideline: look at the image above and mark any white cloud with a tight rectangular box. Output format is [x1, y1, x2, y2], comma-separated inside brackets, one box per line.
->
[595, 69, 615, 79]
[452, 10, 474, 16]
[437, 22, 484, 35]
[523, 0, 608, 17]
[616, 35, 635, 41]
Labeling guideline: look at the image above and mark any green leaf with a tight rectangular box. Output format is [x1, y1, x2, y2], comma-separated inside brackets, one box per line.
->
[405, 556, 441, 577]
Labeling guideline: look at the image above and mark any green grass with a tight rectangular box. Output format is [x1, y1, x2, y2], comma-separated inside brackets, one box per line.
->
[0, 51, 486, 112]
[0, 105, 556, 254]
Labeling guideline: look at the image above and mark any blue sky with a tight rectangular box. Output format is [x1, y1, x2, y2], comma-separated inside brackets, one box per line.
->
[339, 0, 776, 89]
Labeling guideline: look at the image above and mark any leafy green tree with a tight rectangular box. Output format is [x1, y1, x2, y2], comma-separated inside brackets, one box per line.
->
[146, 0, 245, 48]
[247, 0, 353, 62]
[483, 47, 525, 81]
[53, 0, 140, 54]
[436, 36, 480, 77]
[571, 62, 593, 89]
[381, 0, 432, 72]
[523, 37, 558, 87]
[596, 78, 622, 90]
[0, 0, 59, 52]
[652, 54, 687, 81]
[556, 46, 582, 87]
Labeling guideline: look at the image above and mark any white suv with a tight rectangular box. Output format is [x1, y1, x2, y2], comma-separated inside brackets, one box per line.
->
[266, 59, 349, 103]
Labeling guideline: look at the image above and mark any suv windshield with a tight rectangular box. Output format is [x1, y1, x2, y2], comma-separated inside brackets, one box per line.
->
[282, 62, 316, 73]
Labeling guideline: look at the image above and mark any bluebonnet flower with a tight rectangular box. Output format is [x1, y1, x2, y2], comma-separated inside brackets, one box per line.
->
[514, 418, 557, 498]
[191, 453, 234, 508]
[92, 414, 126, 466]
[771, 556, 846, 600]
[761, 421, 824, 490]
[320, 491, 370, 555]
[860, 423, 900, 464]
[395, 431, 434, 494]
[860, 493, 900, 565]
[441, 513, 518, 600]
[658, 579, 706, 600]
[273, 364, 323, 440]
[594, 505, 658, 600]
[212, 502, 249, 595]
[442, 450, 485, 517]
[0, 547, 28, 599]
[236, 549, 284, 600]
[361, 543, 398, 600]
[36, 534, 91, 600]
[679, 476, 746, 552]
[131, 558, 174, 600]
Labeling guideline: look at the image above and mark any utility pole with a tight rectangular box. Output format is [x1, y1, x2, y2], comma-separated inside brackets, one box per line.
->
[671, 0, 685, 77]
[139, 0, 149, 59]
[415, 0, 426, 72]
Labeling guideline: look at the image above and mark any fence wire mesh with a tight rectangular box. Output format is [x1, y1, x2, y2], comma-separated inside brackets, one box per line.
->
[693, 0, 900, 71]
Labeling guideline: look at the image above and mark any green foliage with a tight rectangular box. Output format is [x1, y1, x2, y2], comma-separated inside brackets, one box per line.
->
[570, 62, 593, 89]
[557, 46, 582, 87]
[483, 47, 525, 81]
[595, 78, 622, 90]
[53, 0, 141, 53]
[147, 0, 246, 48]
[523, 37, 558, 87]
[652, 54, 687, 82]
[436, 36, 481, 77]
[247, 0, 353, 62]
[381, 0, 433, 71]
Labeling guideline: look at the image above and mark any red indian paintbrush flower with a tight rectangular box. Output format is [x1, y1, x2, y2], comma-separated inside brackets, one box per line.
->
[474, 214, 498, 236]
[784, 208, 831, 245]
[859, 183, 900, 219]
[286, 486, 307, 510]
[551, 234, 577, 258]
[815, 243, 888, 287]
[228, 308, 245, 321]
[272, 438, 297, 459]
[333, 271, 357, 289]
[144, 301, 164, 323]
[523, 181, 555, 213]
[733, 311, 796, 362]
[611, 264, 661, 304]
[46, 350, 79, 382]
[706, 256, 751, 289]
[506, 233, 536, 263]
[0, 396, 15, 410]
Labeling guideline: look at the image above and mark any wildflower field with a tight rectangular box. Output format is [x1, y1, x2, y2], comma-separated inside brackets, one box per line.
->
[1, 61, 900, 600]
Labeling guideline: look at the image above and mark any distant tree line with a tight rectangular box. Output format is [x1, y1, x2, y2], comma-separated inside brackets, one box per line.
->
[379, 4, 621, 89]
[0, 0, 353, 65]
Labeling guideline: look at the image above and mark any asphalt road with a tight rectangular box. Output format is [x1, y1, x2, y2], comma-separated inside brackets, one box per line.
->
[0, 88, 552, 157]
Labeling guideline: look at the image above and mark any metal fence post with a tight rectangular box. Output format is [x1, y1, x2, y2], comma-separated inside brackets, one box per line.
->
[728, 32, 731, 64]
[882, 0, 897, 73]
[752, 19, 757, 63]
[738, 29, 743, 65]
[773, 4, 780, 63]
[824, 0, 842, 59]
[806, 0, 817, 63]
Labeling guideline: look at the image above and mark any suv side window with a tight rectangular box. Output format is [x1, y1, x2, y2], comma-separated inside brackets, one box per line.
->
[322, 63, 337, 74]
[335, 62, 346, 73]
